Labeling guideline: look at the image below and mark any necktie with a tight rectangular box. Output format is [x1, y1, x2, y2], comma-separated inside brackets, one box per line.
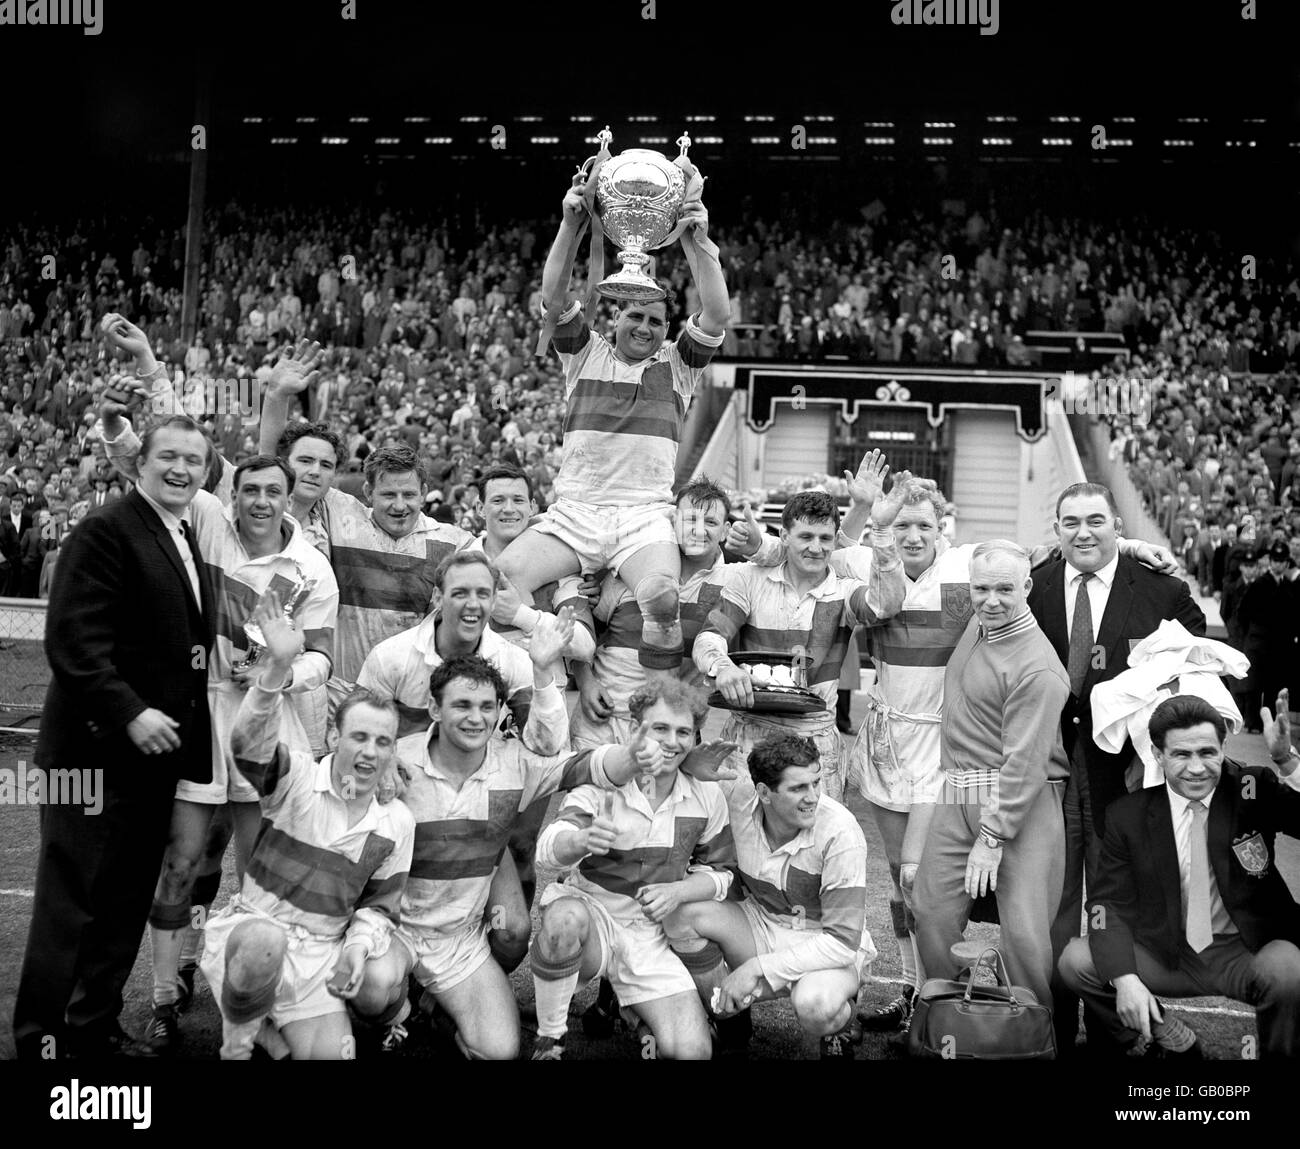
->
[1067, 571, 1094, 696]
[1186, 802, 1213, 953]
[178, 520, 203, 611]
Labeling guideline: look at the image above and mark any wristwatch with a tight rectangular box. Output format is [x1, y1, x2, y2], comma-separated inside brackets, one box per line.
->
[1271, 746, 1300, 768]
[977, 829, 1003, 851]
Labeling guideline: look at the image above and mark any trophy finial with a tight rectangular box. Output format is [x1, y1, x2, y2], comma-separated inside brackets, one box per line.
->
[597, 125, 613, 149]
[677, 131, 692, 158]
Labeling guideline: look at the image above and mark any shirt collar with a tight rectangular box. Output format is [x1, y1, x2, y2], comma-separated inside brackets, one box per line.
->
[414, 609, 489, 662]
[745, 791, 816, 854]
[313, 753, 383, 832]
[1166, 784, 1213, 821]
[767, 560, 839, 598]
[136, 486, 184, 533]
[1065, 550, 1119, 590]
[983, 609, 1038, 643]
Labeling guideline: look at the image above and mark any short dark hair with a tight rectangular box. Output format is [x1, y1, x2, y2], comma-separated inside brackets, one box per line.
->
[364, 443, 427, 490]
[233, 454, 295, 496]
[747, 733, 820, 790]
[429, 653, 508, 706]
[334, 687, 399, 735]
[676, 475, 730, 513]
[278, 421, 343, 465]
[1055, 481, 1119, 520]
[1148, 695, 1227, 751]
[138, 415, 212, 466]
[781, 490, 839, 531]
[479, 462, 532, 502]
[433, 549, 496, 592]
[627, 678, 710, 731]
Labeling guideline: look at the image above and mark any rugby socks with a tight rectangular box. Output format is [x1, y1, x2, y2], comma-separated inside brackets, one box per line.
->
[530, 941, 582, 1041]
[889, 899, 918, 987]
[149, 899, 191, 1008]
[673, 939, 729, 1008]
[1152, 1013, 1197, 1053]
[181, 869, 222, 971]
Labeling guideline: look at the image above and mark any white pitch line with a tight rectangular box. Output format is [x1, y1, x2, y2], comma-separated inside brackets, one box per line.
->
[0, 888, 35, 898]
[864, 975, 1252, 1018]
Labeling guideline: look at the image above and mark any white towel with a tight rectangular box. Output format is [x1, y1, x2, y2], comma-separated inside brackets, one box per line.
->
[1091, 620, 1249, 787]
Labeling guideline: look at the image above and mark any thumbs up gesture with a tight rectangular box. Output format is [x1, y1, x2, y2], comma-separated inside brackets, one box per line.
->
[724, 501, 767, 559]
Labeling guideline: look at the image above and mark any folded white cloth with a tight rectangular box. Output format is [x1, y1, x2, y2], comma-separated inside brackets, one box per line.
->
[1091, 619, 1249, 787]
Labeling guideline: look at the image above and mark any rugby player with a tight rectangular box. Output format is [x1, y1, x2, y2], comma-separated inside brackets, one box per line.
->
[530, 679, 735, 1060]
[571, 475, 733, 751]
[202, 594, 414, 1060]
[494, 171, 729, 680]
[351, 622, 595, 1060]
[670, 733, 874, 1059]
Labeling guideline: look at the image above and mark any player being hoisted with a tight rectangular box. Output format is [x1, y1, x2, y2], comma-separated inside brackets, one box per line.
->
[494, 130, 729, 684]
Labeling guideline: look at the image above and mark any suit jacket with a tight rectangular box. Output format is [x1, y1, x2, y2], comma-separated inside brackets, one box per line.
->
[0, 513, 30, 564]
[1029, 555, 1207, 831]
[1088, 762, 1300, 981]
[37, 490, 216, 786]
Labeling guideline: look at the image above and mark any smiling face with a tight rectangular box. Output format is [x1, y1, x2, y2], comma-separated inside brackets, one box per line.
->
[481, 477, 534, 546]
[969, 551, 1031, 629]
[614, 301, 668, 361]
[235, 465, 290, 548]
[675, 497, 728, 560]
[366, 468, 423, 539]
[431, 675, 501, 755]
[759, 762, 822, 834]
[433, 561, 494, 651]
[1055, 493, 1121, 573]
[286, 436, 338, 506]
[781, 516, 836, 582]
[892, 499, 941, 578]
[332, 702, 398, 802]
[637, 699, 698, 778]
[1155, 722, 1224, 803]
[136, 427, 209, 514]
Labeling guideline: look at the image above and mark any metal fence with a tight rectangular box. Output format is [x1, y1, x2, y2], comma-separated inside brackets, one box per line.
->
[0, 597, 47, 732]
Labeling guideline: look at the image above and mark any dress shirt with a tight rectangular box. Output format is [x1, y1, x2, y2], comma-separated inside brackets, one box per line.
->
[1064, 550, 1119, 642]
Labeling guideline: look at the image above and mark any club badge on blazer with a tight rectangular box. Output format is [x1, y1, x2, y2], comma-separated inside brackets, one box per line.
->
[1232, 831, 1270, 878]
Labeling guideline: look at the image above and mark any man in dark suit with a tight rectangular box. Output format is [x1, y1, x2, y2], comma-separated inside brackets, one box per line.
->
[1059, 693, 1300, 1059]
[12, 414, 216, 1059]
[1028, 481, 1206, 1052]
[1, 489, 32, 595]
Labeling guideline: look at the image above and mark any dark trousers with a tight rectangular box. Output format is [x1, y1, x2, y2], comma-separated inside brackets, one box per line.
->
[1049, 741, 1107, 1051]
[1060, 935, 1300, 1060]
[12, 778, 175, 1058]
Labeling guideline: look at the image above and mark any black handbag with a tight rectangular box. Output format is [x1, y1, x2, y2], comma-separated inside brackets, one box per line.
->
[908, 947, 1056, 1060]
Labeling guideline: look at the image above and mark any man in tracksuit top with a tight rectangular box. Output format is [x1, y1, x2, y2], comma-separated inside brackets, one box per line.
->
[913, 540, 1071, 1014]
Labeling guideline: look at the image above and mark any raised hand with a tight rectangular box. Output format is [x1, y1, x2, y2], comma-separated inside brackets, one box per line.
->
[627, 719, 666, 775]
[267, 339, 323, 396]
[99, 374, 153, 425]
[1261, 689, 1294, 767]
[529, 603, 575, 670]
[562, 171, 590, 225]
[871, 470, 917, 529]
[679, 739, 740, 781]
[253, 589, 304, 668]
[724, 502, 765, 558]
[100, 313, 153, 362]
[844, 448, 889, 507]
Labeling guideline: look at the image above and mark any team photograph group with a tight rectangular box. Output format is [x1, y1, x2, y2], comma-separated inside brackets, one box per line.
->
[1, 9, 1297, 1133]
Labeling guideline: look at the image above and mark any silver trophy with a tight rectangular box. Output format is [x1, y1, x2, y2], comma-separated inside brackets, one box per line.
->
[590, 126, 694, 302]
[232, 562, 317, 674]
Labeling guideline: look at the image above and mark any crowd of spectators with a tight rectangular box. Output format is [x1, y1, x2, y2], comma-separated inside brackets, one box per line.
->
[3, 194, 1298, 600]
